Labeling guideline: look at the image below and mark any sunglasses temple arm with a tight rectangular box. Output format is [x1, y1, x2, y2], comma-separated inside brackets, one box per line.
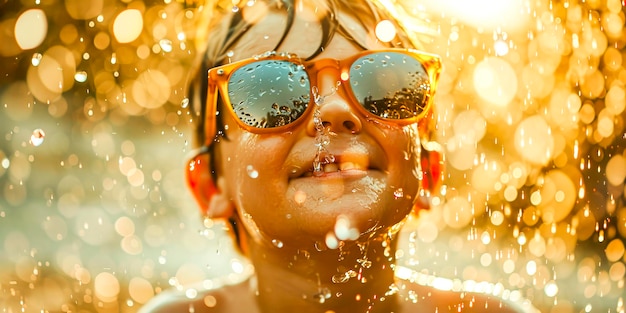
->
[203, 75, 220, 149]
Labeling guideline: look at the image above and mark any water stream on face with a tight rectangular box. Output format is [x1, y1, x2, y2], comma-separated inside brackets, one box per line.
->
[311, 82, 341, 176]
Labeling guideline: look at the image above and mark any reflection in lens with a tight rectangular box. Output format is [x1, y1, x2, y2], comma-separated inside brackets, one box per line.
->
[350, 52, 430, 119]
[228, 60, 310, 128]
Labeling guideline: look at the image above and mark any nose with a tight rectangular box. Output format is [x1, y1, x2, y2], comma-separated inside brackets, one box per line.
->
[306, 69, 362, 135]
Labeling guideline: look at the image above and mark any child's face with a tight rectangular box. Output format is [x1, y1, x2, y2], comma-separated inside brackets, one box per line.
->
[212, 7, 423, 249]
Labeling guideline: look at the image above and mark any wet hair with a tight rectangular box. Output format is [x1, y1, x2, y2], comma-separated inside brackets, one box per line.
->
[189, 0, 427, 148]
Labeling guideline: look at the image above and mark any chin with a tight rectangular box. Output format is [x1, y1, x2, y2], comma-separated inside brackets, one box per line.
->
[281, 192, 412, 246]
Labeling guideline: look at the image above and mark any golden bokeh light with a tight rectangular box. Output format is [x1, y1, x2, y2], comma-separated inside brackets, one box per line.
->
[375, 20, 397, 43]
[14, 9, 47, 50]
[94, 272, 121, 302]
[514, 115, 555, 165]
[113, 9, 144, 44]
[473, 57, 518, 107]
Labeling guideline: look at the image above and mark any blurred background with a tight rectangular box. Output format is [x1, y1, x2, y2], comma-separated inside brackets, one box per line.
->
[0, 0, 625, 312]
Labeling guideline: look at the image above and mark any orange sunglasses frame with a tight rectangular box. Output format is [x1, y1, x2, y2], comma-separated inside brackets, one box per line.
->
[203, 48, 442, 146]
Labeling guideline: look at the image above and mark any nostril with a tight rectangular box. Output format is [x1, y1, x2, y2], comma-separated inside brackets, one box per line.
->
[343, 121, 357, 132]
[309, 98, 363, 135]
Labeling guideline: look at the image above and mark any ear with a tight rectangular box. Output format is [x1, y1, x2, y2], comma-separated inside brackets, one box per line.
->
[420, 147, 443, 193]
[186, 151, 234, 218]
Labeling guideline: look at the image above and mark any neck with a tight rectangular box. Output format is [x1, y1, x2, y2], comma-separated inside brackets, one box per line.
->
[247, 231, 402, 313]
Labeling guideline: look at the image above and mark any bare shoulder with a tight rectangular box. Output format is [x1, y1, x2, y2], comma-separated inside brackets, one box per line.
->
[138, 279, 258, 313]
[396, 277, 534, 312]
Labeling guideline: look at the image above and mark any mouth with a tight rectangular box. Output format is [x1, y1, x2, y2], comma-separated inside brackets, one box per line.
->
[295, 154, 373, 179]
[305, 159, 366, 177]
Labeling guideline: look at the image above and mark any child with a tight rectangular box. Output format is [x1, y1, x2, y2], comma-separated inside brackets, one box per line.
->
[140, 0, 524, 312]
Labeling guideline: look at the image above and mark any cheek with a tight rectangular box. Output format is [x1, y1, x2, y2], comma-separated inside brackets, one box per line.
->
[384, 129, 422, 193]
[221, 133, 294, 214]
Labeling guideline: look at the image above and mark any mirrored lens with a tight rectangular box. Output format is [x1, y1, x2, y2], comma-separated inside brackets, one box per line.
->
[350, 52, 431, 119]
[228, 60, 310, 128]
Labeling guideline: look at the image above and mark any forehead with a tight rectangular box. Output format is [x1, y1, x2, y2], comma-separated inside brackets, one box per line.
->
[226, 1, 387, 62]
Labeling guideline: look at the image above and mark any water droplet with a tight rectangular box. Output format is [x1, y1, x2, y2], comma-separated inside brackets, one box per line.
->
[185, 288, 198, 299]
[312, 293, 325, 303]
[314, 241, 327, 251]
[74, 71, 88, 83]
[332, 272, 350, 284]
[159, 39, 173, 52]
[246, 165, 259, 178]
[294, 190, 307, 204]
[325, 232, 339, 249]
[312, 162, 323, 176]
[1, 158, 9, 169]
[181, 98, 190, 108]
[31, 53, 42, 66]
[393, 188, 404, 199]
[312, 288, 331, 303]
[30, 128, 45, 146]
[271, 239, 283, 248]
[334, 215, 359, 241]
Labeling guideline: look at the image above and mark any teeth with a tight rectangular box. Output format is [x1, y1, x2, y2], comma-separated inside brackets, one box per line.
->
[323, 163, 339, 173]
[304, 161, 366, 176]
[320, 162, 363, 173]
[339, 162, 356, 171]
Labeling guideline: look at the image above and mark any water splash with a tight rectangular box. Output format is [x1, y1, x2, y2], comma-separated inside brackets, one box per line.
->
[356, 257, 372, 269]
[332, 269, 357, 284]
[311, 82, 341, 176]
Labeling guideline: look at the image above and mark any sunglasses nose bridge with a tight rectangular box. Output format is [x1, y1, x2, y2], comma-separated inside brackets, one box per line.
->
[310, 60, 345, 96]
[305, 64, 362, 135]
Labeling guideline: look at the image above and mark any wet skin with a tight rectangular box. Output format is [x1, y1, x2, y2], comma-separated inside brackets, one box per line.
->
[214, 33, 421, 249]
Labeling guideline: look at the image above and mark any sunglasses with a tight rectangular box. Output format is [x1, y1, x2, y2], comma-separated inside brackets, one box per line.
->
[204, 48, 442, 142]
